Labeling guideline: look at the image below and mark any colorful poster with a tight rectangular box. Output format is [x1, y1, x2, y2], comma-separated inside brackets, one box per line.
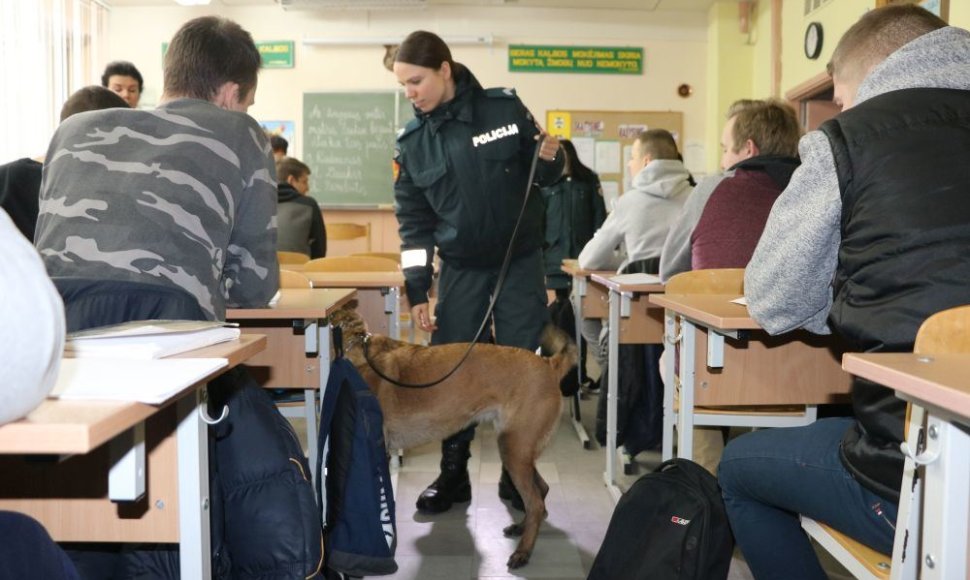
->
[510, 45, 643, 75]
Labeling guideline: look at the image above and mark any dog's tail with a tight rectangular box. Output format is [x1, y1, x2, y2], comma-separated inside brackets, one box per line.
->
[539, 323, 579, 383]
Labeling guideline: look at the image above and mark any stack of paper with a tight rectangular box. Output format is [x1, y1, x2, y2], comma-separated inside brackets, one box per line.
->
[610, 273, 662, 285]
[50, 358, 228, 404]
[66, 320, 240, 360]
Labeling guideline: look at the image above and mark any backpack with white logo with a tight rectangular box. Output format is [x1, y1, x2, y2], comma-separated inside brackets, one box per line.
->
[587, 459, 734, 580]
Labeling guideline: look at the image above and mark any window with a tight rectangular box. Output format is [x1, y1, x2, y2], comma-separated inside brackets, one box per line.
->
[0, 0, 108, 163]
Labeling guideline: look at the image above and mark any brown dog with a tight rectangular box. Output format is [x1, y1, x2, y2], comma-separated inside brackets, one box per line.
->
[328, 306, 577, 569]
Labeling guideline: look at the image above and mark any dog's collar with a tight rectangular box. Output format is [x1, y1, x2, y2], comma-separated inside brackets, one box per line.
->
[342, 331, 371, 351]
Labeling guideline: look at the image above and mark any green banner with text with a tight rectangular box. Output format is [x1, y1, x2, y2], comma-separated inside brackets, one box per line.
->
[258, 41, 294, 68]
[508, 45, 642, 74]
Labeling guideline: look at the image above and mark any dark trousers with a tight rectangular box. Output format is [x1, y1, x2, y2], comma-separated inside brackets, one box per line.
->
[433, 250, 548, 443]
[0, 512, 80, 580]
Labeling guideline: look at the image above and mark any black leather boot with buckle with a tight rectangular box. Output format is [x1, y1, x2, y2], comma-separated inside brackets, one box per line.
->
[498, 466, 525, 511]
[415, 438, 472, 513]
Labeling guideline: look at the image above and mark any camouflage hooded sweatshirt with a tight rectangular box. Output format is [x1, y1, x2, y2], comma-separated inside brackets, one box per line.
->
[34, 98, 279, 321]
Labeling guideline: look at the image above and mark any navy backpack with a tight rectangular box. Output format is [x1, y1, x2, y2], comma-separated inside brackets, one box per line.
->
[316, 331, 397, 578]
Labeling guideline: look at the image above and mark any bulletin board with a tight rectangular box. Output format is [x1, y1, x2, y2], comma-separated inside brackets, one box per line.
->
[546, 110, 683, 210]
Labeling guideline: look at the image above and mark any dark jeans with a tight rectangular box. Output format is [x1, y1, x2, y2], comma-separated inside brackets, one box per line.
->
[0, 511, 80, 580]
[433, 250, 548, 444]
[718, 418, 898, 580]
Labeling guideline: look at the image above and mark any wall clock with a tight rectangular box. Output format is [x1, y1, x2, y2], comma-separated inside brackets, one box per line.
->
[805, 21, 823, 60]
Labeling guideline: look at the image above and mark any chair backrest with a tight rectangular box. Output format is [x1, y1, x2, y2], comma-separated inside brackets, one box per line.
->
[351, 252, 400, 264]
[304, 256, 400, 272]
[914, 304, 970, 354]
[327, 222, 371, 252]
[664, 268, 745, 295]
[277, 250, 310, 265]
[279, 269, 312, 289]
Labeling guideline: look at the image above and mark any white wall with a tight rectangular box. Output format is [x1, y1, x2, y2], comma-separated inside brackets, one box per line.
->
[107, 5, 708, 172]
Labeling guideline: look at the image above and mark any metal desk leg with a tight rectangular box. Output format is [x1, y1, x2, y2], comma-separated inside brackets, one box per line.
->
[570, 279, 592, 450]
[177, 387, 212, 580]
[383, 286, 401, 341]
[383, 286, 406, 468]
[676, 317, 697, 461]
[918, 413, 970, 579]
[604, 289, 623, 502]
[303, 320, 320, 481]
[318, 319, 332, 520]
[662, 309, 677, 461]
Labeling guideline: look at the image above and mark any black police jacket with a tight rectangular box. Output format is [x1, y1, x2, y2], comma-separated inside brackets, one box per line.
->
[541, 175, 606, 290]
[394, 65, 564, 306]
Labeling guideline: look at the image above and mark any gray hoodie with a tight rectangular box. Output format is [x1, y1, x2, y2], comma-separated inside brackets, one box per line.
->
[745, 26, 970, 335]
[578, 159, 692, 272]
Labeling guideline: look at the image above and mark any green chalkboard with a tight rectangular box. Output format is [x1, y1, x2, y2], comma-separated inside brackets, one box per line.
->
[303, 91, 414, 206]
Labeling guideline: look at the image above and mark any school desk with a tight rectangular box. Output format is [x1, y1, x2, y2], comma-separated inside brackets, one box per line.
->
[560, 260, 616, 450]
[589, 273, 665, 502]
[843, 352, 970, 580]
[0, 335, 266, 580]
[302, 270, 405, 340]
[227, 288, 357, 473]
[649, 293, 852, 463]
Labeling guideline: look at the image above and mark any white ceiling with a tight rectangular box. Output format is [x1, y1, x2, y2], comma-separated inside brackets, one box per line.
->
[103, 0, 721, 12]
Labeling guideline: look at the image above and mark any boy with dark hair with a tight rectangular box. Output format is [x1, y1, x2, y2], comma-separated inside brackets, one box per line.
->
[277, 156, 326, 258]
[101, 60, 143, 108]
[35, 16, 278, 321]
[270, 135, 288, 161]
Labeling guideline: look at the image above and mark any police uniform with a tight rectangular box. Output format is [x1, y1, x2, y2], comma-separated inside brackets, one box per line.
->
[394, 64, 564, 512]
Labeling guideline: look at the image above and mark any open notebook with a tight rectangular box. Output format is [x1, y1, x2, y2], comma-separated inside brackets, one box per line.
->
[50, 357, 227, 404]
[66, 320, 240, 360]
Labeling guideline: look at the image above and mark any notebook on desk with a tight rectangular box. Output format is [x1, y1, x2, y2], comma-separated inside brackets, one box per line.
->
[66, 320, 240, 360]
[610, 273, 662, 285]
[50, 357, 228, 404]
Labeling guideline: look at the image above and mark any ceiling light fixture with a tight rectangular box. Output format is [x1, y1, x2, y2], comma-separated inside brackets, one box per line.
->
[174, 0, 211, 6]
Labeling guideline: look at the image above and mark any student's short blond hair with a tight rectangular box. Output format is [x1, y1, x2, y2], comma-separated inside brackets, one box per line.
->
[827, 4, 946, 85]
[635, 129, 679, 161]
[730, 99, 801, 158]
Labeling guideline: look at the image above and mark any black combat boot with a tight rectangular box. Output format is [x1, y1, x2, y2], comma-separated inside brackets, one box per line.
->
[498, 467, 525, 511]
[415, 438, 472, 513]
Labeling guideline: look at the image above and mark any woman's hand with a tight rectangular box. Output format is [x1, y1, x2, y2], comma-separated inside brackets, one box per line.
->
[411, 303, 438, 333]
[536, 132, 561, 162]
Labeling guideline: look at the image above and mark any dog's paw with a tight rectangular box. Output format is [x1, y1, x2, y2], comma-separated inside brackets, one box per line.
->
[507, 549, 531, 569]
[503, 522, 525, 537]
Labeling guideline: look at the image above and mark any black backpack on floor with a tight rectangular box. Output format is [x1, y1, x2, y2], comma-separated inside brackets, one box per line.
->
[588, 459, 734, 580]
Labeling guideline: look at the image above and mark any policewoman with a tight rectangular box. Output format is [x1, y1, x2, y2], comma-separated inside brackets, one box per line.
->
[392, 30, 564, 514]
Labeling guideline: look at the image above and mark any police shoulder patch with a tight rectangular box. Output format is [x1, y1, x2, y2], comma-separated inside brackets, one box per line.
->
[484, 87, 517, 99]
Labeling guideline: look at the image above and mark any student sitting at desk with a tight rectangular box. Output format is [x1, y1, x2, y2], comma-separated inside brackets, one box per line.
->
[659, 98, 801, 282]
[578, 129, 692, 455]
[657, 98, 801, 474]
[719, 6, 970, 578]
[276, 156, 327, 259]
[34, 17, 278, 321]
[0, 207, 79, 579]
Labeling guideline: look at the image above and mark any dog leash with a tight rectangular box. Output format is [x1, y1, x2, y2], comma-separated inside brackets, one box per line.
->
[363, 135, 547, 389]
